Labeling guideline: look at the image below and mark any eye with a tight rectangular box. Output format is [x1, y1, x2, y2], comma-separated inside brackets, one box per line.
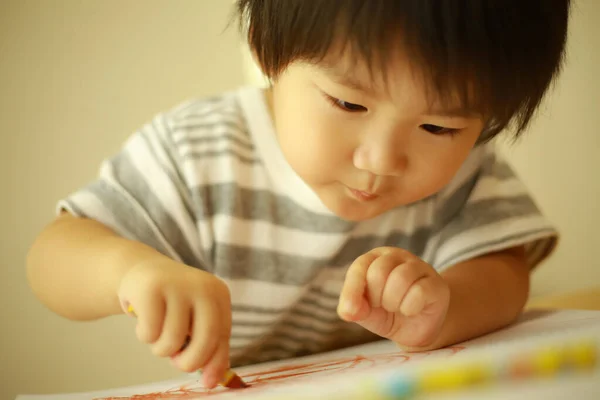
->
[324, 94, 368, 112]
[420, 124, 459, 136]
[336, 99, 367, 112]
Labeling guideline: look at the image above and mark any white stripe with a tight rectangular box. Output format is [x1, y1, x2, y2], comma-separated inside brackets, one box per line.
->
[225, 278, 304, 309]
[124, 134, 205, 264]
[210, 216, 347, 257]
[141, 120, 180, 183]
[183, 156, 266, 188]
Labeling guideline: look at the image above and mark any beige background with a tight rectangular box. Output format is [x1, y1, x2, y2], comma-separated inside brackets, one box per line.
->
[1, 1, 598, 399]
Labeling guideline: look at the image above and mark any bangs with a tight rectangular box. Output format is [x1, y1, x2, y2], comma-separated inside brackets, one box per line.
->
[237, 0, 569, 139]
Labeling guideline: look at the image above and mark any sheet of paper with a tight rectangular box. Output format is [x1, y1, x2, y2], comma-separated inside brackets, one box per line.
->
[16, 309, 600, 400]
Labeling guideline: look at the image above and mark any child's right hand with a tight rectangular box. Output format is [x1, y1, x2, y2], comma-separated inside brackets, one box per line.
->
[117, 257, 231, 389]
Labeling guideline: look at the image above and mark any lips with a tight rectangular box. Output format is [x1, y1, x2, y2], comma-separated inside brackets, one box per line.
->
[348, 188, 379, 202]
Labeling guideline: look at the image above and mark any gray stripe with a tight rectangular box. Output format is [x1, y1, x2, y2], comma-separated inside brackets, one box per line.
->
[437, 157, 516, 229]
[437, 170, 480, 230]
[62, 199, 86, 216]
[308, 286, 339, 300]
[437, 194, 543, 249]
[193, 183, 354, 233]
[78, 181, 173, 258]
[488, 159, 516, 181]
[173, 108, 240, 122]
[176, 132, 254, 150]
[234, 316, 338, 337]
[216, 244, 327, 285]
[182, 150, 260, 164]
[109, 152, 207, 271]
[330, 227, 431, 267]
[172, 121, 250, 141]
[215, 230, 431, 285]
[438, 228, 556, 268]
[169, 96, 228, 121]
[142, 124, 196, 225]
[232, 322, 336, 343]
[233, 311, 338, 327]
[300, 297, 336, 312]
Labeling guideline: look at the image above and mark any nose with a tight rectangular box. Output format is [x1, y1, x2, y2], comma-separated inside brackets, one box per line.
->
[353, 132, 407, 177]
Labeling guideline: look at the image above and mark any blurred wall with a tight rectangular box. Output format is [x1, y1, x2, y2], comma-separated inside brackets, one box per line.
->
[0, 1, 245, 399]
[2, 0, 598, 399]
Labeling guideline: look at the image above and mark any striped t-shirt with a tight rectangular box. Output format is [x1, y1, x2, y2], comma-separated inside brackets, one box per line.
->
[58, 86, 558, 367]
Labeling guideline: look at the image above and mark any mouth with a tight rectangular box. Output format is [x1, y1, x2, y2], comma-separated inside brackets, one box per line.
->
[347, 187, 379, 202]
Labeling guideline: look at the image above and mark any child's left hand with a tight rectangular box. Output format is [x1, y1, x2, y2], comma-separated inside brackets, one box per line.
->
[337, 247, 450, 349]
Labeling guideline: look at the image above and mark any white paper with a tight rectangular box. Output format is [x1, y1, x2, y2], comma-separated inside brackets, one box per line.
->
[17, 309, 600, 400]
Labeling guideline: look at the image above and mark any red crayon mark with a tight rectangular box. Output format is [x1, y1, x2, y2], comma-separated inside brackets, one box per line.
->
[95, 346, 465, 399]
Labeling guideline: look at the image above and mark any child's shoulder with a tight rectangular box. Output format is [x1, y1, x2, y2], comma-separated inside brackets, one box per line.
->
[155, 86, 259, 153]
[165, 88, 244, 128]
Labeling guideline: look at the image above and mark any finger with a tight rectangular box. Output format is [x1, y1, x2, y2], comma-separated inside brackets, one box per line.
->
[200, 327, 230, 389]
[352, 306, 397, 339]
[202, 284, 233, 388]
[174, 301, 220, 373]
[399, 275, 443, 317]
[381, 259, 430, 313]
[217, 279, 232, 339]
[365, 253, 400, 309]
[338, 252, 378, 320]
[395, 276, 449, 347]
[151, 297, 190, 358]
[132, 295, 166, 344]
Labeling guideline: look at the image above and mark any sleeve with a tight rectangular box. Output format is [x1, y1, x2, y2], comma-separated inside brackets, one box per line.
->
[56, 112, 209, 271]
[426, 144, 558, 271]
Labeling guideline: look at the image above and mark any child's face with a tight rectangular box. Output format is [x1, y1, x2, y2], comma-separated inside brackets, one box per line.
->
[268, 46, 484, 221]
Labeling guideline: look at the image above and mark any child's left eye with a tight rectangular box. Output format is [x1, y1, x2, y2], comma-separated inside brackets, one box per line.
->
[325, 94, 367, 112]
[420, 124, 459, 135]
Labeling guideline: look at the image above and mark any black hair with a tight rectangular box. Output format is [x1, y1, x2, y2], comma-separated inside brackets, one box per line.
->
[236, 0, 570, 140]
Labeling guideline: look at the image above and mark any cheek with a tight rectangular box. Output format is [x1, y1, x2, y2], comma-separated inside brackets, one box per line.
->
[408, 140, 475, 197]
[276, 104, 349, 183]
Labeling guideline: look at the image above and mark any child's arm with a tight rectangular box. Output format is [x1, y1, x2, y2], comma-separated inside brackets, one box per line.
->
[337, 246, 529, 350]
[27, 212, 232, 388]
[433, 246, 528, 349]
[27, 212, 165, 320]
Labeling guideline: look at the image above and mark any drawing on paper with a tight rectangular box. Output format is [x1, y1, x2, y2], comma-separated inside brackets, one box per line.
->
[95, 346, 464, 400]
